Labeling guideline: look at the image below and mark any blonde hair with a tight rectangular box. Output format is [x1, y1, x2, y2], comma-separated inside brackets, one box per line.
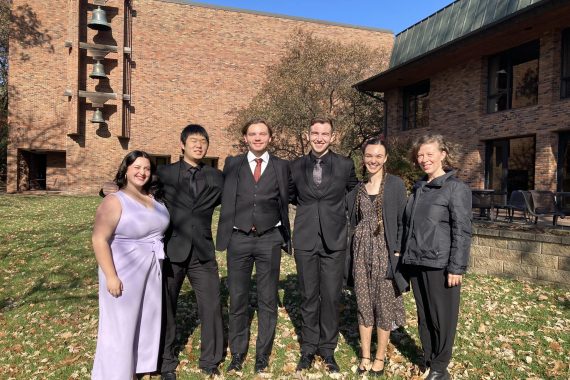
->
[410, 134, 457, 170]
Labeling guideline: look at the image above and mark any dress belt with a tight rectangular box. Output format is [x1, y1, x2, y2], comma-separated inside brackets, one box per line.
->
[113, 237, 165, 277]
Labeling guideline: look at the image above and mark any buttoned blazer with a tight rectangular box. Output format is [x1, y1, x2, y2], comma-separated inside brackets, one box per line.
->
[289, 151, 358, 251]
[216, 153, 291, 252]
[157, 161, 223, 262]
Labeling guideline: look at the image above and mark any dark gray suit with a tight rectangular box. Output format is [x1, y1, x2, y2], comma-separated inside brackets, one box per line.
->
[289, 151, 358, 356]
[216, 153, 291, 357]
[158, 161, 224, 372]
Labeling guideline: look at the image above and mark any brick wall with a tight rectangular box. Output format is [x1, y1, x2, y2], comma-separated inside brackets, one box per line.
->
[385, 29, 570, 190]
[7, 0, 393, 193]
[470, 225, 570, 286]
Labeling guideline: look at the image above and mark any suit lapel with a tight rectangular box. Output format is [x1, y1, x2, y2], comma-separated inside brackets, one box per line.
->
[192, 165, 212, 207]
[175, 161, 194, 205]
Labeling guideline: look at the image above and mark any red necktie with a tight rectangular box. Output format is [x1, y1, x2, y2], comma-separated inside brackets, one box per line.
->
[253, 158, 263, 182]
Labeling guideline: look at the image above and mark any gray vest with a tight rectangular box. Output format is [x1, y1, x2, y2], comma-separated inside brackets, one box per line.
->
[234, 161, 280, 233]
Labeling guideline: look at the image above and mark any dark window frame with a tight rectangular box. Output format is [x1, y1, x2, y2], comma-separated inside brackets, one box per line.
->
[402, 80, 430, 131]
[178, 156, 219, 169]
[149, 154, 171, 168]
[487, 40, 540, 113]
[561, 28, 570, 99]
[484, 135, 536, 195]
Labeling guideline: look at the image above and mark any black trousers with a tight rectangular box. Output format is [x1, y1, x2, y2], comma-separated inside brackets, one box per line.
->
[409, 266, 461, 371]
[226, 228, 283, 357]
[161, 253, 223, 372]
[294, 236, 346, 357]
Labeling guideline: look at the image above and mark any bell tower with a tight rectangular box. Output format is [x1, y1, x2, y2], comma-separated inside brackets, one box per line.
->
[64, 0, 133, 141]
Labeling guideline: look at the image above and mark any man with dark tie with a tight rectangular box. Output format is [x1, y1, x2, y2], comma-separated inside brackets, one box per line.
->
[289, 117, 358, 373]
[216, 119, 291, 374]
[158, 124, 224, 379]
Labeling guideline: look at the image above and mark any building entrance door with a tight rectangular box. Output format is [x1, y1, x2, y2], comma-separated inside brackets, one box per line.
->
[28, 152, 47, 190]
[558, 132, 570, 191]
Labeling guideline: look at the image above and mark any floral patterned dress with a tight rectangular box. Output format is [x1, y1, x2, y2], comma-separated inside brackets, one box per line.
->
[352, 183, 406, 330]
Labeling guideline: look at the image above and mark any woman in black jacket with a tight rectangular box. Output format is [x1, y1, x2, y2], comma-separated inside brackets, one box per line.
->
[402, 134, 472, 380]
[347, 137, 408, 376]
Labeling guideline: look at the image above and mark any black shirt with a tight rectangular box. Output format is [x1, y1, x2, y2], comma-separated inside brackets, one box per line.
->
[180, 160, 205, 196]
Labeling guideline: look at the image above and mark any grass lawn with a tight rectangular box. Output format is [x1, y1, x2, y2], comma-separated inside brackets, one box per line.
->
[0, 195, 568, 379]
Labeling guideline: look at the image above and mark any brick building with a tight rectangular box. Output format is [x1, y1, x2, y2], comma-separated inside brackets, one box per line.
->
[7, 0, 393, 193]
[356, 0, 570, 194]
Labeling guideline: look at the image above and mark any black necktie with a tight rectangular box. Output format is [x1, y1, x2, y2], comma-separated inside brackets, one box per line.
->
[313, 158, 322, 186]
[188, 166, 198, 197]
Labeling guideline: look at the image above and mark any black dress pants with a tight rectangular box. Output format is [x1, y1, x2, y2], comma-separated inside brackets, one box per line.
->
[294, 236, 346, 357]
[161, 253, 223, 372]
[226, 228, 283, 357]
[409, 266, 461, 372]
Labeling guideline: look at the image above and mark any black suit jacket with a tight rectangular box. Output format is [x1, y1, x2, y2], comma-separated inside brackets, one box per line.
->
[158, 161, 224, 262]
[216, 153, 291, 252]
[290, 151, 358, 252]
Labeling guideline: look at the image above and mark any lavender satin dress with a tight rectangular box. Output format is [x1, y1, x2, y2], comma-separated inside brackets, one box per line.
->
[92, 191, 170, 379]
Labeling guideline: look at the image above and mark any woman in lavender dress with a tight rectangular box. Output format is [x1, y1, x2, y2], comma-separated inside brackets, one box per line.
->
[91, 151, 169, 380]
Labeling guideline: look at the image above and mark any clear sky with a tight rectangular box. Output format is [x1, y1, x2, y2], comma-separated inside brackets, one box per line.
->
[187, 0, 456, 34]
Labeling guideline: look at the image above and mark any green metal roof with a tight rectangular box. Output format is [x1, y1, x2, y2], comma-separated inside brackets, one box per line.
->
[390, 0, 544, 68]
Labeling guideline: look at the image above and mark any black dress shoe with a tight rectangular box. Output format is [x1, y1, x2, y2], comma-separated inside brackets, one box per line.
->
[369, 358, 386, 377]
[227, 353, 246, 372]
[254, 354, 269, 373]
[356, 357, 371, 375]
[296, 353, 315, 371]
[426, 369, 450, 380]
[322, 355, 340, 373]
[160, 371, 177, 380]
[201, 367, 220, 377]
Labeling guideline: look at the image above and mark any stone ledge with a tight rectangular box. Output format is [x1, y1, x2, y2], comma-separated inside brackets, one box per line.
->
[499, 230, 537, 241]
[542, 243, 570, 257]
[537, 268, 570, 284]
[503, 262, 538, 278]
[490, 248, 522, 263]
[521, 253, 558, 269]
[507, 240, 540, 253]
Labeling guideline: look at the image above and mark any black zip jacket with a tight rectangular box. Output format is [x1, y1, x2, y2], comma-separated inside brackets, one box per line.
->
[402, 170, 472, 274]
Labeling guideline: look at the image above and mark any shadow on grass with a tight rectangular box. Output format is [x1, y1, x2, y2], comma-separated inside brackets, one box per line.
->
[0, 266, 95, 311]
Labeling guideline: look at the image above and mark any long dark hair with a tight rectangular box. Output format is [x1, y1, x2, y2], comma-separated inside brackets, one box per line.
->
[114, 150, 162, 199]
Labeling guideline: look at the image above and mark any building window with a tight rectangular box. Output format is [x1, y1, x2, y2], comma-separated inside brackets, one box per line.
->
[149, 155, 171, 168]
[487, 40, 539, 113]
[403, 80, 429, 130]
[485, 136, 535, 195]
[178, 156, 219, 169]
[561, 29, 570, 99]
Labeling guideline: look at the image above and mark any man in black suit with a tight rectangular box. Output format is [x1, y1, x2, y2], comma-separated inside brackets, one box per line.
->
[289, 117, 358, 373]
[216, 119, 291, 374]
[159, 125, 224, 379]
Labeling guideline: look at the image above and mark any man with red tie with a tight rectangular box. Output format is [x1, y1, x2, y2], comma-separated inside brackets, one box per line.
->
[216, 119, 291, 374]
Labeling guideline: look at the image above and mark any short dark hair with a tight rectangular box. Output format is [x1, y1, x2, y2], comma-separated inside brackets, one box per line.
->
[241, 118, 273, 137]
[114, 150, 157, 194]
[180, 124, 209, 145]
[309, 117, 334, 131]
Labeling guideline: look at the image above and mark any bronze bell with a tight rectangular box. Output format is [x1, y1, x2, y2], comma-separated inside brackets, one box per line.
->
[91, 108, 105, 123]
[90, 60, 107, 79]
[88, 6, 111, 31]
